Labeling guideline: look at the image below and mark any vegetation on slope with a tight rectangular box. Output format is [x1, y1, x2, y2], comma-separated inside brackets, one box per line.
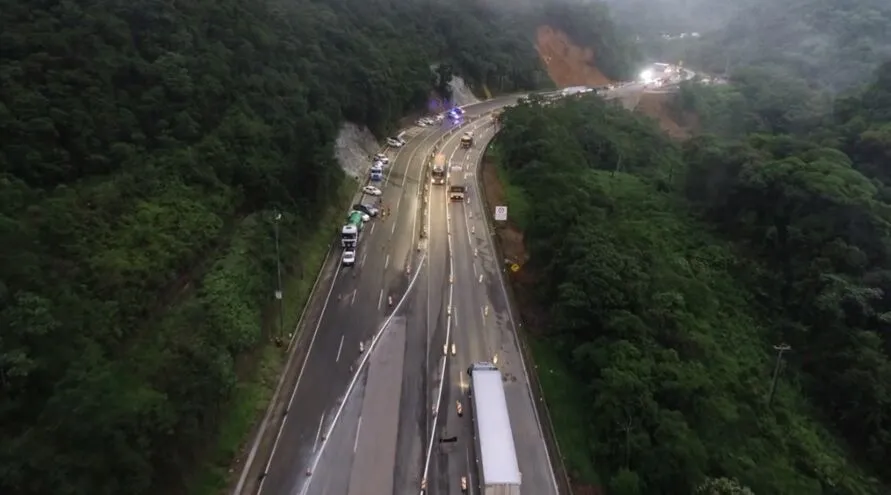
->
[490, 81, 891, 492]
[0, 0, 634, 493]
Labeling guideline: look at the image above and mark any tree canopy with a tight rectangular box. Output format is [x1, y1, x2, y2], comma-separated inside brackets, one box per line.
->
[491, 64, 891, 492]
[0, 0, 633, 493]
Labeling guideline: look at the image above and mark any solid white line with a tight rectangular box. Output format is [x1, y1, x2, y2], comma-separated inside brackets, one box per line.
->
[312, 413, 325, 452]
[385, 254, 390, 269]
[259, 261, 343, 489]
[378, 289, 383, 310]
[468, 115, 562, 494]
[335, 335, 344, 363]
[353, 416, 363, 453]
[350, 289, 357, 306]
[299, 254, 427, 495]
[466, 447, 476, 495]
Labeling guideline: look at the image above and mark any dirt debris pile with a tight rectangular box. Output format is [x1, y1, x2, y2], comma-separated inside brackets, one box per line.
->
[535, 25, 612, 88]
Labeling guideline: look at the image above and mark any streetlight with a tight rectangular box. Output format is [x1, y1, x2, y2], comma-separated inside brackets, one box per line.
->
[273, 211, 284, 347]
[767, 343, 791, 407]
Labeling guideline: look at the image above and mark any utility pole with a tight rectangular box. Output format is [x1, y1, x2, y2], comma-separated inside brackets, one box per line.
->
[273, 211, 284, 347]
[767, 343, 791, 407]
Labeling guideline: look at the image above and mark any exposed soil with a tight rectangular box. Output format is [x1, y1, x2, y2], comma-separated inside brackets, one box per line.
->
[535, 25, 613, 88]
[635, 91, 697, 140]
[480, 154, 601, 494]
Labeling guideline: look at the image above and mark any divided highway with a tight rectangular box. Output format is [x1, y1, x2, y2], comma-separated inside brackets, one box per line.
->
[238, 87, 646, 495]
[236, 97, 521, 495]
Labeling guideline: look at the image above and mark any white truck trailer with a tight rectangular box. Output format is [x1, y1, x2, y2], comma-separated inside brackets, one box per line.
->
[468, 362, 521, 495]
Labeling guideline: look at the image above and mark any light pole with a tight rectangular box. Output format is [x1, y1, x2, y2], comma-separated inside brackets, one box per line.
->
[767, 343, 791, 407]
[273, 211, 284, 347]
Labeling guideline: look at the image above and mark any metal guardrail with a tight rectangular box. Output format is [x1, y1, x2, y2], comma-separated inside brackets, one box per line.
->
[465, 112, 575, 495]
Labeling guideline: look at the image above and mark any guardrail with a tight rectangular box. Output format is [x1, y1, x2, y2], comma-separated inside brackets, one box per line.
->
[424, 108, 576, 495]
[471, 113, 576, 495]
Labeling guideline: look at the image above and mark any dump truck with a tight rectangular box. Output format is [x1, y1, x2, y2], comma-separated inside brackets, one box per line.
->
[467, 362, 521, 495]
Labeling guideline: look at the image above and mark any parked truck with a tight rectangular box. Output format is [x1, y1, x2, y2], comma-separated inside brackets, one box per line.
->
[340, 211, 364, 248]
[467, 362, 522, 495]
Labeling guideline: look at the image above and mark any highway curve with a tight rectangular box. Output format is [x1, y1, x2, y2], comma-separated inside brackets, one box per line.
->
[237, 96, 519, 495]
[425, 113, 560, 495]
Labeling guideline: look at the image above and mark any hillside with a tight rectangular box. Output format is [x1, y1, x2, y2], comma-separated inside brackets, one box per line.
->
[636, 0, 891, 91]
[0, 0, 634, 493]
[483, 68, 891, 491]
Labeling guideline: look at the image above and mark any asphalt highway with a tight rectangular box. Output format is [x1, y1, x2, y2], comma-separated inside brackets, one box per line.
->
[248, 97, 519, 495]
[427, 114, 560, 495]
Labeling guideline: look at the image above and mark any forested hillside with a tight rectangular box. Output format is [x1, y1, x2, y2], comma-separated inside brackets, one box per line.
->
[489, 68, 891, 492]
[0, 0, 633, 493]
[635, 0, 891, 92]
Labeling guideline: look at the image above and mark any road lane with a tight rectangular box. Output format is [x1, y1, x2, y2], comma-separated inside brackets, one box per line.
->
[302, 376, 365, 495]
[428, 114, 559, 495]
[462, 120, 559, 495]
[346, 318, 407, 495]
[257, 123, 441, 495]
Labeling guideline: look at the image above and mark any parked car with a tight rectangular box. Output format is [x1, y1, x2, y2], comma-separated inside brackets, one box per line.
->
[363, 185, 382, 196]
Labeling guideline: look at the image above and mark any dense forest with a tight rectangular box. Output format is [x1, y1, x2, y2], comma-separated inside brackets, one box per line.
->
[491, 63, 891, 493]
[629, 0, 891, 92]
[0, 0, 634, 493]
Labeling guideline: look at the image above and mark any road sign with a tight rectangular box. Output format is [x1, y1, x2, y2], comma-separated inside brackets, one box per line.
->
[510, 264, 520, 273]
[274, 290, 283, 300]
[494, 206, 508, 221]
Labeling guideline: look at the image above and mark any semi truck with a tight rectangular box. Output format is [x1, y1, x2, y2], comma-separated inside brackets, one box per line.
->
[432, 153, 446, 185]
[467, 362, 522, 495]
[340, 211, 364, 248]
[461, 132, 473, 149]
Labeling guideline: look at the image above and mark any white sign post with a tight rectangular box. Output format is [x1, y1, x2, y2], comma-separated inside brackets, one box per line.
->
[494, 206, 508, 221]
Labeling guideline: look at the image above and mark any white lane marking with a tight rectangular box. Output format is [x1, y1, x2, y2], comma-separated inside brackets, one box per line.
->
[350, 289, 357, 306]
[354, 416, 363, 453]
[260, 261, 343, 486]
[466, 447, 476, 495]
[391, 223, 396, 234]
[385, 254, 390, 269]
[378, 289, 384, 310]
[473, 263, 478, 277]
[396, 196, 402, 211]
[301, 253, 427, 495]
[361, 252, 367, 268]
[335, 335, 344, 362]
[312, 413, 325, 452]
[370, 223, 375, 235]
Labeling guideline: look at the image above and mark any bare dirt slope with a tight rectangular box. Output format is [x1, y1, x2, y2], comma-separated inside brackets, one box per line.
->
[535, 26, 612, 88]
[634, 92, 698, 140]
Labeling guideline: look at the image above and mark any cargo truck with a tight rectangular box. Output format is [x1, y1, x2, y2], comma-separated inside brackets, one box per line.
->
[449, 171, 466, 201]
[340, 211, 364, 248]
[432, 153, 446, 185]
[467, 362, 521, 495]
[461, 132, 473, 149]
